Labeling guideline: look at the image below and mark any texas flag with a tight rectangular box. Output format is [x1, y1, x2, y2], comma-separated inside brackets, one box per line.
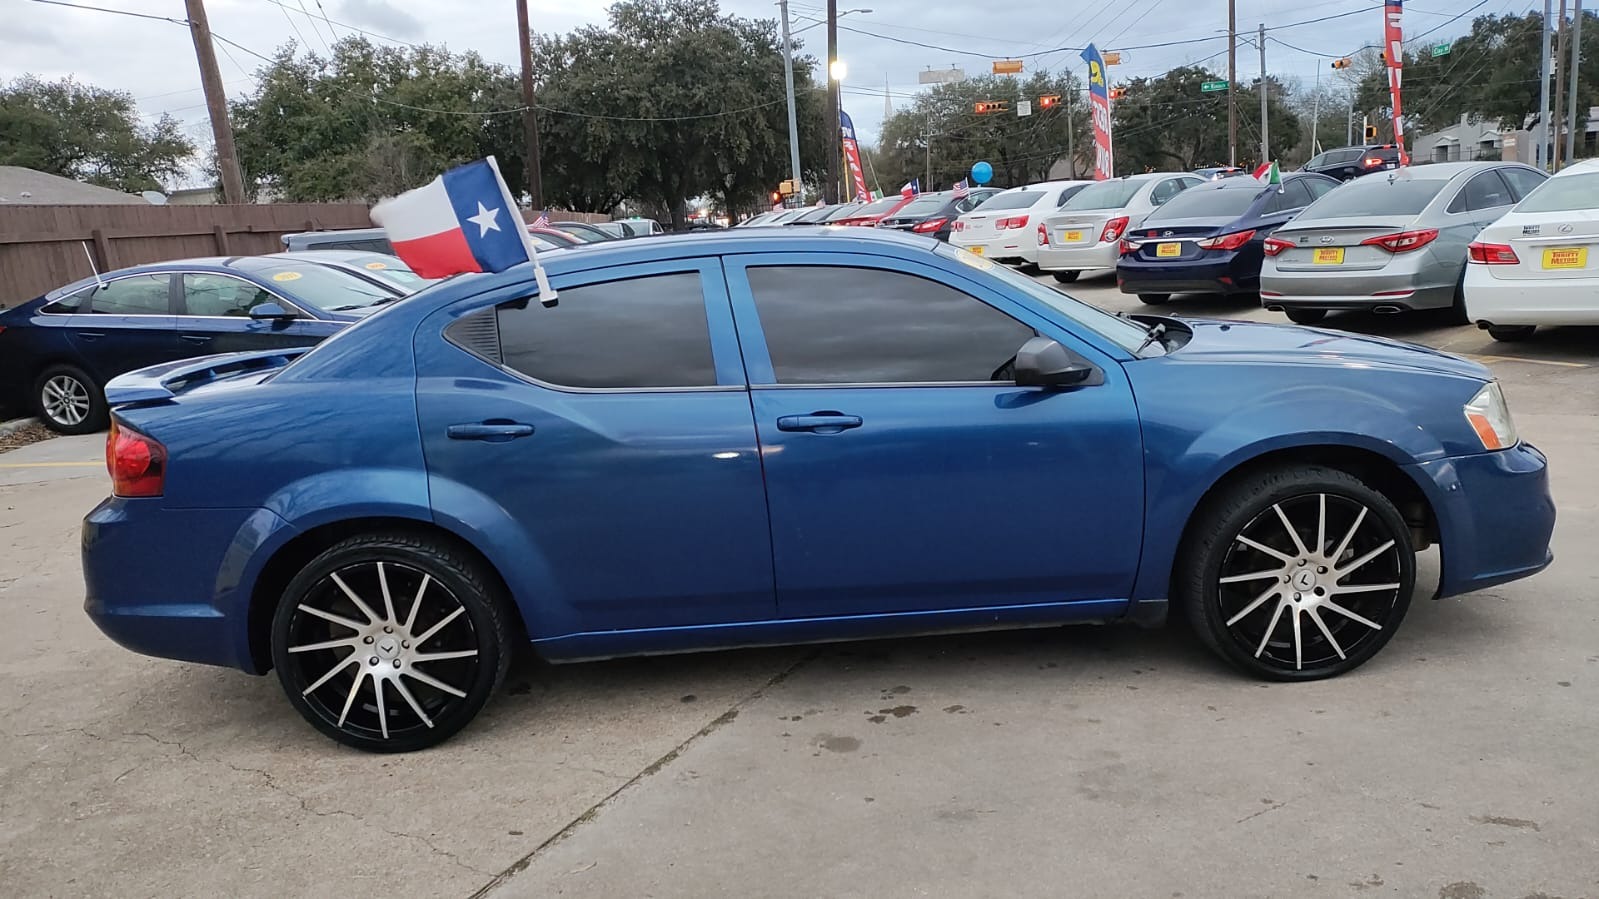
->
[900, 178, 921, 199]
[372, 158, 544, 282]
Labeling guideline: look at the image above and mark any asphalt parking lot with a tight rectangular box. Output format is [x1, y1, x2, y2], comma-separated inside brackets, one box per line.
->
[2, 274, 1595, 899]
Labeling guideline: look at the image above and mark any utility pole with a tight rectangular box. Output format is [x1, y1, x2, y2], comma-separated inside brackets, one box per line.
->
[1312, 60, 1321, 156]
[1539, 0, 1554, 169]
[1566, 0, 1584, 165]
[1258, 23, 1269, 165]
[1347, 103, 1354, 147]
[1066, 86, 1076, 177]
[778, 0, 804, 204]
[825, 0, 840, 204]
[1554, 0, 1569, 170]
[1228, 0, 1238, 166]
[184, 0, 245, 204]
[515, 0, 544, 209]
[924, 128, 932, 191]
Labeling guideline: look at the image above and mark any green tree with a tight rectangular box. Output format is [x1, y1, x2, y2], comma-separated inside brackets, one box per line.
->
[0, 75, 193, 192]
[1113, 67, 1300, 172]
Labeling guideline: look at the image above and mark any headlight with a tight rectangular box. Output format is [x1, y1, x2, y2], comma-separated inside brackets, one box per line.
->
[1464, 382, 1518, 450]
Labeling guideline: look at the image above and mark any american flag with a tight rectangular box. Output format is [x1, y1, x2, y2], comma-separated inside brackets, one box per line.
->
[531, 210, 550, 228]
[952, 179, 970, 199]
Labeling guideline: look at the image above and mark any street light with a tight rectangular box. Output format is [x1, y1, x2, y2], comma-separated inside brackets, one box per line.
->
[830, 59, 848, 81]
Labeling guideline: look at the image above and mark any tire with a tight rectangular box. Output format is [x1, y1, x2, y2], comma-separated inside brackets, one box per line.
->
[1284, 308, 1328, 325]
[1177, 466, 1415, 681]
[1449, 270, 1471, 325]
[1053, 271, 1081, 284]
[34, 364, 106, 434]
[1488, 324, 1535, 342]
[1137, 293, 1171, 305]
[271, 532, 515, 752]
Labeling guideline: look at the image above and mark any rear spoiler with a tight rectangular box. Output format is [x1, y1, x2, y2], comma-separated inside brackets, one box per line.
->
[104, 348, 310, 406]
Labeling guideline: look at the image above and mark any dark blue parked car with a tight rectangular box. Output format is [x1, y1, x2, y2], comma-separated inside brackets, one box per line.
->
[83, 228, 1554, 752]
[1117, 172, 1340, 306]
[0, 256, 401, 433]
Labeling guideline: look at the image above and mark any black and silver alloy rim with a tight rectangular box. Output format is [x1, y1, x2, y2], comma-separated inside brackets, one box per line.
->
[1217, 493, 1403, 672]
[284, 561, 480, 742]
[42, 375, 90, 427]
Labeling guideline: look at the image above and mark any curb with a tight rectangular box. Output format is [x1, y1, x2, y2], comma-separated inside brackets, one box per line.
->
[0, 417, 41, 438]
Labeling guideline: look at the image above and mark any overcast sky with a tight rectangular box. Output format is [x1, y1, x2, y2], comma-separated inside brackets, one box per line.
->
[6, 0, 1522, 185]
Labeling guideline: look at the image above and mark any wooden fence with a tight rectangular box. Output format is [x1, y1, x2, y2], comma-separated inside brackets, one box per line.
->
[0, 204, 615, 308]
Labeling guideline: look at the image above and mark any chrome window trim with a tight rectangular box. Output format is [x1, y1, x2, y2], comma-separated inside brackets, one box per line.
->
[40, 272, 173, 316]
[751, 381, 1017, 390]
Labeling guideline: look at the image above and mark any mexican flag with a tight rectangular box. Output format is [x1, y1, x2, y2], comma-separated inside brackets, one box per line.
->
[1253, 160, 1281, 185]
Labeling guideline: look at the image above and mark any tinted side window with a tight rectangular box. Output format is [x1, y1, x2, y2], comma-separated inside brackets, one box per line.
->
[1450, 171, 1513, 213]
[181, 273, 274, 317]
[90, 275, 171, 315]
[1263, 180, 1313, 214]
[1149, 179, 1185, 206]
[746, 266, 1035, 385]
[1500, 167, 1547, 201]
[1306, 153, 1328, 169]
[496, 272, 715, 389]
[1304, 177, 1337, 199]
[41, 288, 92, 314]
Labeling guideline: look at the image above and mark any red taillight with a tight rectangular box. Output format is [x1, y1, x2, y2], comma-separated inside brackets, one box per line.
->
[1119, 238, 1137, 256]
[912, 217, 948, 234]
[1197, 229, 1257, 251]
[1100, 215, 1130, 243]
[1364, 157, 1383, 167]
[106, 421, 166, 498]
[996, 215, 1031, 230]
[1263, 236, 1295, 257]
[1361, 229, 1438, 253]
[1468, 241, 1520, 265]
[1037, 223, 1049, 246]
[953, 220, 965, 231]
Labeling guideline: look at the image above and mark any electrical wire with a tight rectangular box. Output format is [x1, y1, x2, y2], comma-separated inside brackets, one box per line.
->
[25, 0, 186, 25]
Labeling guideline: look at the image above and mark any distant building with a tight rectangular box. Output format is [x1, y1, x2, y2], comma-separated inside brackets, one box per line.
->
[0, 166, 148, 204]
[1414, 109, 1599, 168]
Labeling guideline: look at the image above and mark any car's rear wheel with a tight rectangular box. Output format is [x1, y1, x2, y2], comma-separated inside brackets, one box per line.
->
[34, 364, 106, 434]
[271, 533, 514, 752]
[1137, 293, 1171, 305]
[1053, 271, 1080, 284]
[1178, 466, 1415, 681]
[1488, 324, 1535, 341]
[1284, 308, 1328, 325]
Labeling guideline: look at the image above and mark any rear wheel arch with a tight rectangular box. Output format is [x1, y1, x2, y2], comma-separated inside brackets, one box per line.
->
[247, 516, 526, 674]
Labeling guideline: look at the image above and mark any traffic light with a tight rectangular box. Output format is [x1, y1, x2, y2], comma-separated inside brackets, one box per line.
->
[1038, 94, 1061, 109]
[1365, 124, 1378, 140]
[770, 190, 781, 204]
[974, 100, 1010, 114]
[1380, 50, 1388, 65]
[1331, 58, 1352, 70]
[1109, 87, 1127, 100]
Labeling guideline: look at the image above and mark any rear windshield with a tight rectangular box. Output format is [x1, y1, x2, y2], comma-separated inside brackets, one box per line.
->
[339, 255, 436, 291]
[854, 197, 904, 216]
[822, 202, 865, 221]
[1298, 178, 1448, 219]
[1061, 179, 1144, 210]
[977, 190, 1044, 211]
[1146, 185, 1261, 221]
[793, 206, 837, 223]
[895, 194, 950, 216]
[1516, 171, 1599, 213]
[231, 260, 396, 312]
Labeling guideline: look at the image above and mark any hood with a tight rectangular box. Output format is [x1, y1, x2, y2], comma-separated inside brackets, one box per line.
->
[1165, 318, 1489, 380]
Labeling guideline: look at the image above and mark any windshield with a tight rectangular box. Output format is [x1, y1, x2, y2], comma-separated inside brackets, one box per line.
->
[1517, 171, 1599, 213]
[977, 190, 1044, 212]
[338, 255, 437, 292]
[1146, 185, 1262, 221]
[1062, 179, 1145, 210]
[233, 260, 397, 312]
[936, 244, 1150, 353]
[1298, 177, 1447, 219]
[554, 224, 605, 242]
[854, 197, 903, 216]
[794, 206, 836, 223]
[894, 194, 950, 217]
[822, 202, 865, 221]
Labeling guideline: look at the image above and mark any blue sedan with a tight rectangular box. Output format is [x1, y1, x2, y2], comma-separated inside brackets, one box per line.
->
[0, 256, 400, 432]
[82, 228, 1555, 751]
[1117, 172, 1340, 305]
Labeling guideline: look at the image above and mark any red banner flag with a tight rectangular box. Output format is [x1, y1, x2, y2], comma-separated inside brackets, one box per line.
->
[840, 110, 872, 202]
[1384, 0, 1409, 165]
[1081, 44, 1114, 180]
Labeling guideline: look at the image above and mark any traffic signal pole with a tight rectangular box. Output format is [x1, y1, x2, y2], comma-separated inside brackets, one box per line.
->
[1228, 0, 1237, 166]
[778, 0, 805, 205]
[825, 0, 840, 204]
[1259, 23, 1269, 165]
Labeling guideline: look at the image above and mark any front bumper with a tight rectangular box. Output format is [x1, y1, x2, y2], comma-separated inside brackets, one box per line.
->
[1407, 442, 1555, 598]
[1037, 242, 1118, 272]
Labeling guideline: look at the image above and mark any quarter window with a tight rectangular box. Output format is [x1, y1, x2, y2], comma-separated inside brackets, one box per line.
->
[496, 272, 716, 389]
[1262, 180, 1313, 214]
[746, 266, 1035, 384]
[1450, 171, 1513, 214]
[181, 273, 275, 317]
[89, 275, 171, 315]
[1499, 167, 1547, 201]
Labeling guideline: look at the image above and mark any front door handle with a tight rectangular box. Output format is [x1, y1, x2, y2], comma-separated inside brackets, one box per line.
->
[447, 421, 535, 442]
[776, 412, 863, 434]
[179, 334, 213, 344]
[75, 331, 105, 341]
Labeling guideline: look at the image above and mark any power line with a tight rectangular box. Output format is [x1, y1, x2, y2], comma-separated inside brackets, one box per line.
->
[25, 0, 186, 25]
[260, 0, 421, 47]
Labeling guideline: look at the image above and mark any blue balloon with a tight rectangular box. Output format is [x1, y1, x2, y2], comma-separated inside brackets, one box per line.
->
[970, 161, 993, 185]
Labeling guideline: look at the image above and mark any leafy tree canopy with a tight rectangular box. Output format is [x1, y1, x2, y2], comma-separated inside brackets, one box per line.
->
[1113, 67, 1300, 172]
[0, 75, 194, 193]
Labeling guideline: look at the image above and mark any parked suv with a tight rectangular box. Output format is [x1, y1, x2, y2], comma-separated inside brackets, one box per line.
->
[1301, 145, 1404, 181]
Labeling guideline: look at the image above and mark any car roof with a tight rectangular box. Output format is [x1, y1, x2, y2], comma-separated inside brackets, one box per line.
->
[1551, 157, 1599, 177]
[269, 249, 409, 266]
[1400, 161, 1519, 181]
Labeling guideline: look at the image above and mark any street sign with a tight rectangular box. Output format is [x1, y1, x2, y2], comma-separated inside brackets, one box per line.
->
[918, 67, 966, 84]
[1201, 80, 1229, 93]
[1103, 51, 1122, 65]
[1431, 43, 1451, 57]
[992, 59, 1024, 75]
[1017, 100, 1032, 118]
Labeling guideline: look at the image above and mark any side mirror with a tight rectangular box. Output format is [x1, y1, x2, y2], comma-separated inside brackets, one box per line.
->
[249, 302, 296, 322]
[1014, 336, 1100, 388]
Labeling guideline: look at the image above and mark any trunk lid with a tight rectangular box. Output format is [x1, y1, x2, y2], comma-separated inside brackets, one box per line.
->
[1477, 209, 1599, 281]
[1269, 215, 1420, 273]
[1043, 210, 1118, 247]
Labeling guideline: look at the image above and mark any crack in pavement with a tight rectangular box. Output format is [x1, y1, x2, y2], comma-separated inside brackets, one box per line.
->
[467, 649, 820, 898]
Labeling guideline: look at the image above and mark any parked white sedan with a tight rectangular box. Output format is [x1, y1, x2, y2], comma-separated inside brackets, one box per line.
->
[950, 181, 1093, 266]
[1464, 158, 1599, 340]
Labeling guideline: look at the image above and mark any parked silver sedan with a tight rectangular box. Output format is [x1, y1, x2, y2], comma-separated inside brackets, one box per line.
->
[1036, 172, 1205, 283]
[1259, 161, 1547, 324]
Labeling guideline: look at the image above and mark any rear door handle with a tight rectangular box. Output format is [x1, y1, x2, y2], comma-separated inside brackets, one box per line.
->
[179, 334, 213, 344]
[447, 421, 535, 441]
[776, 412, 863, 434]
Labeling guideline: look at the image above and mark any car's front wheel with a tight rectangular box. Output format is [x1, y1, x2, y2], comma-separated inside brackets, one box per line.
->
[35, 364, 106, 434]
[1053, 271, 1080, 284]
[1284, 308, 1328, 325]
[1178, 466, 1415, 681]
[271, 533, 514, 752]
[1488, 324, 1535, 341]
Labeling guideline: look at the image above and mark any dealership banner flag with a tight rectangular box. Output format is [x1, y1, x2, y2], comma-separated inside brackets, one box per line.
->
[1081, 44, 1114, 180]
[1384, 0, 1409, 165]
[840, 110, 872, 202]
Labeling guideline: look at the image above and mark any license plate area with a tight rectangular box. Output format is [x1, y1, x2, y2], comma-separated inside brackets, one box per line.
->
[1543, 247, 1587, 269]
[969, 245, 984, 256]
[1313, 247, 1345, 265]
[1156, 243, 1182, 258]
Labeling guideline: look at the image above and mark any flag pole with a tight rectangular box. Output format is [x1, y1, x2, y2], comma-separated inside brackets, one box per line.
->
[486, 155, 557, 306]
